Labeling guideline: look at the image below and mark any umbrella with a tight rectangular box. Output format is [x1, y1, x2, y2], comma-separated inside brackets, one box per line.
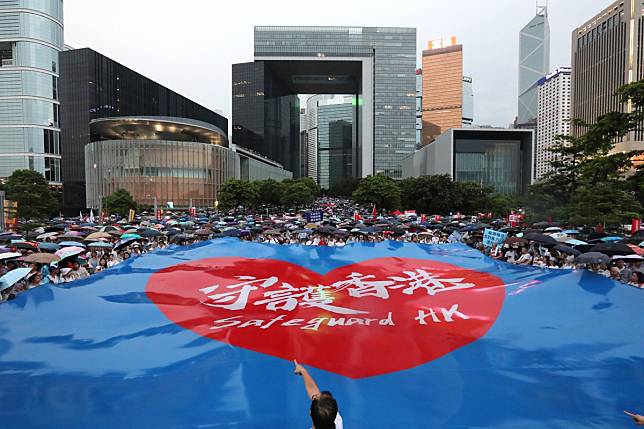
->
[38, 242, 60, 251]
[600, 236, 624, 242]
[563, 230, 581, 235]
[544, 227, 563, 232]
[565, 239, 588, 246]
[626, 244, 644, 255]
[524, 232, 558, 246]
[553, 244, 581, 256]
[36, 232, 59, 240]
[22, 253, 60, 264]
[59, 241, 86, 248]
[548, 232, 570, 242]
[222, 229, 241, 237]
[611, 254, 644, 261]
[574, 252, 610, 265]
[12, 242, 38, 250]
[86, 232, 113, 240]
[194, 229, 212, 236]
[121, 233, 142, 240]
[0, 252, 23, 261]
[55, 246, 85, 260]
[88, 242, 113, 249]
[0, 268, 32, 292]
[589, 243, 635, 256]
[138, 228, 161, 238]
[114, 238, 138, 250]
[460, 225, 481, 232]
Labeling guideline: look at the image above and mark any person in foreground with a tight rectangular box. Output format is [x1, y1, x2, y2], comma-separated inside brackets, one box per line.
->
[625, 410, 644, 425]
[293, 360, 343, 429]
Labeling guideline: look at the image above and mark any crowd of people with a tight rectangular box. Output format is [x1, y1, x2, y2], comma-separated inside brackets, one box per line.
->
[1, 198, 642, 303]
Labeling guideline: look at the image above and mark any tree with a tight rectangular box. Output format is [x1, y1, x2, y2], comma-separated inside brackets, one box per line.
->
[281, 180, 315, 208]
[253, 179, 284, 207]
[103, 189, 137, 217]
[4, 169, 58, 219]
[537, 80, 644, 225]
[328, 177, 361, 197]
[217, 179, 257, 211]
[352, 174, 401, 211]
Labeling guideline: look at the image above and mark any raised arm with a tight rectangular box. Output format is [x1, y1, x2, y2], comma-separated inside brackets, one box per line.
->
[294, 360, 321, 400]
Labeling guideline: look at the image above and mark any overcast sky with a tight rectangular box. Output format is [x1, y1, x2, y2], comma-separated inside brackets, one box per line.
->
[65, 0, 609, 128]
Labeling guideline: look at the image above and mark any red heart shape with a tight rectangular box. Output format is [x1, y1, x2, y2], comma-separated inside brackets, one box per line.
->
[146, 257, 505, 378]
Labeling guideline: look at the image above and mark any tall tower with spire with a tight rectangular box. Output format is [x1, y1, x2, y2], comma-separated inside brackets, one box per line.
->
[518, 3, 550, 127]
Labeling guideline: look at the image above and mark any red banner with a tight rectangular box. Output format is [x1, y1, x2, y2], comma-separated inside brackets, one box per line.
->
[632, 218, 641, 236]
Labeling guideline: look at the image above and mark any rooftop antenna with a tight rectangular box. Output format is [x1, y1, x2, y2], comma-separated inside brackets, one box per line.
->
[536, 0, 548, 17]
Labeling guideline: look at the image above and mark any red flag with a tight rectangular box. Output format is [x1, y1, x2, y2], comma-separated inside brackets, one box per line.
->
[354, 211, 362, 222]
[632, 218, 641, 236]
[420, 214, 427, 223]
[372, 205, 377, 220]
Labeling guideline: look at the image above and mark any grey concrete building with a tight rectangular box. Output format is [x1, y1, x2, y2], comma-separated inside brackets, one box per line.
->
[402, 128, 534, 195]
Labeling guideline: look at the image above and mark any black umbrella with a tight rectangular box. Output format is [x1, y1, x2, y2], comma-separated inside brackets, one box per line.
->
[553, 244, 581, 256]
[138, 228, 161, 238]
[524, 232, 558, 246]
[574, 252, 610, 265]
[589, 243, 635, 256]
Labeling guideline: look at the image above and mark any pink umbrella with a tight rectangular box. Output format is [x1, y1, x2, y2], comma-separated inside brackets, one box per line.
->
[54, 246, 85, 260]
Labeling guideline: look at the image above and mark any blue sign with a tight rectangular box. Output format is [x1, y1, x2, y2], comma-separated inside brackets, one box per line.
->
[482, 228, 508, 248]
[0, 239, 641, 428]
[305, 209, 324, 223]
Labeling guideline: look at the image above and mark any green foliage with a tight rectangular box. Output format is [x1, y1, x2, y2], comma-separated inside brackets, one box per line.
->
[280, 180, 315, 208]
[218, 179, 257, 211]
[328, 177, 361, 197]
[535, 79, 644, 225]
[253, 179, 284, 207]
[4, 169, 58, 219]
[352, 174, 401, 211]
[103, 189, 137, 217]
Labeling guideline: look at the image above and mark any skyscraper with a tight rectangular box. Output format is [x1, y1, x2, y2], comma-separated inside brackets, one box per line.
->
[0, 0, 64, 185]
[571, 0, 644, 155]
[421, 38, 463, 146]
[518, 5, 550, 127]
[462, 76, 474, 127]
[317, 96, 354, 189]
[233, 26, 416, 179]
[536, 67, 571, 180]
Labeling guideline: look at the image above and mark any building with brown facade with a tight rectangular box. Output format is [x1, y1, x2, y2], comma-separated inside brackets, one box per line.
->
[421, 40, 463, 146]
[571, 0, 644, 156]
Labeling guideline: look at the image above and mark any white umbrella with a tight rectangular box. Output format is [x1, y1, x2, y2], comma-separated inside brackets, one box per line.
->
[611, 254, 644, 261]
[545, 227, 563, 232]
[36, 232, 59, 240]
[0, 252, 23, 261]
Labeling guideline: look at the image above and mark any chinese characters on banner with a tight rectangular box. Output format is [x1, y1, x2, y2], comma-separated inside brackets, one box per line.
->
[482, 229, 508, 248]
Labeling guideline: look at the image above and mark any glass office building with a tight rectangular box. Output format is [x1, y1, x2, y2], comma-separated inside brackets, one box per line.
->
[0, 0, 64, 184]
[60, 48, 229, 212]
[317, 97, 354, 189]
[518, 6, 550, 126]
[234, 26, 416, 179]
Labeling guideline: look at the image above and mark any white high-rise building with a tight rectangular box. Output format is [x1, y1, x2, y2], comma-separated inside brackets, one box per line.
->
[0, 0, 64, 184]
[536, 67, 571, 180]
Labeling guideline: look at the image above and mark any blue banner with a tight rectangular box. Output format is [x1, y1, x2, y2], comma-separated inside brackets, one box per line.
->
[0, 239, 641, 428]
[305, 209, 324, 223]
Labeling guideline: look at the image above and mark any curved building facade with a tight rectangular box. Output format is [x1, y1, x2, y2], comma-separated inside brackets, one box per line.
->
[85, 117, 236, 208]
[0, 0, 64, 184]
